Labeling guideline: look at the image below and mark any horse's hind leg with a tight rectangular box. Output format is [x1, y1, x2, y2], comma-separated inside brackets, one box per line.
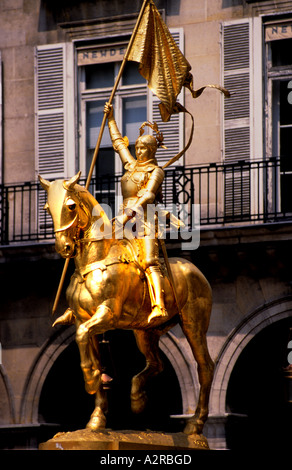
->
[180, 299, 214, 436]
[131, 329, 164, 414]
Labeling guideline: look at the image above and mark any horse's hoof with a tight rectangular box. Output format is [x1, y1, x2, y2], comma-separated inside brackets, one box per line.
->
[183, 418, 204, 436]
[52, 309, 75, 327]
[131, 392, 148, 414]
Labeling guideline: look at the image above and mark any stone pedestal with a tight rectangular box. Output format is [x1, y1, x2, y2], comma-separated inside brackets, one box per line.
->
[39, 429, 209, 451]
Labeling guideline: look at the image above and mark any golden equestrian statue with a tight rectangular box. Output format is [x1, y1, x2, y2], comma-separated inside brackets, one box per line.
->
[39, 168, 214, 436]
[39, 0, 230, 440]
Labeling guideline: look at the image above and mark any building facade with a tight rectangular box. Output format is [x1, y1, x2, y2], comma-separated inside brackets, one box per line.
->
[0, 0, 292, 449]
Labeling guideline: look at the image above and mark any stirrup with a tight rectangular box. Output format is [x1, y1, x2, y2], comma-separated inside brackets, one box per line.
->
[147, 306, 168, 323]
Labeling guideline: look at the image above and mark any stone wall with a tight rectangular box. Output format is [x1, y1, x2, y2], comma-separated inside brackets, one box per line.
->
[0, 0, 245, 183]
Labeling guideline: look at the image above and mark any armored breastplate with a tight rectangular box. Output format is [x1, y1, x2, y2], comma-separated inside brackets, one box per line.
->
[121, 161, 156, 200]
[121, 170, 148, 199]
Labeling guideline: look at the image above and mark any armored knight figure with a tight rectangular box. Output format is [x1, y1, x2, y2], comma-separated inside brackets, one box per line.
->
[104, 102, 167, 323]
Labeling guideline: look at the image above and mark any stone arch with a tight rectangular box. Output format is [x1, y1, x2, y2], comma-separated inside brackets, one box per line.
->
[20, 326, 75, 424]
[20, 325, 198, 425]
[0, 365, 16, 424]
[209, 296, 292, 416]
[159, 330, 199, 415]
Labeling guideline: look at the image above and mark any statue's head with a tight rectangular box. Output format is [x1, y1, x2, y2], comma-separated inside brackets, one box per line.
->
[135, 121, 166, 163]
[135, 134, 158, 162]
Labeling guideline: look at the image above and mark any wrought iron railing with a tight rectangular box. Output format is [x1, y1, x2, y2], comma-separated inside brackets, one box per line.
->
[1, 157, 292, 245]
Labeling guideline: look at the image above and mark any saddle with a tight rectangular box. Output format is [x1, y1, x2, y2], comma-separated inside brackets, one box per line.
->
[74, 223, 167, 284]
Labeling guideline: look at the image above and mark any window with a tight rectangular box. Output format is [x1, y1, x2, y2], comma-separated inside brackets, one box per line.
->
[78, 53, 147, 212]
[222, 17, 263, 222]
[265, 23, 292, 214]
[0, 51, 3, 242]
[77, 30, 185, 215]
[35, 43, 75, 181]
[35, 29, 185, 222]
[222, 20, 251, 219]
[0, 51, 2, 185]
[35, 43, 75, 233]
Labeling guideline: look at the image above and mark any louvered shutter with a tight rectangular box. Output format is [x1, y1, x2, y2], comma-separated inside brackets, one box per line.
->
[222, 20, 251, 219]
[0, 51, 4, 242]
[35, 44, 66, 234]
[148, 28, 184, 211]
[0, 51, 2, 185]
[35, 44, 66, 179]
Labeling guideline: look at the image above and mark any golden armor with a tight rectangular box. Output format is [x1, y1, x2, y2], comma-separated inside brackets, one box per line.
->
[105, 103, 167, 323]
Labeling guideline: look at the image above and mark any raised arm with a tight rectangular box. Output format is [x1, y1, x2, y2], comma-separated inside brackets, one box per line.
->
[104, 103, 135, 167]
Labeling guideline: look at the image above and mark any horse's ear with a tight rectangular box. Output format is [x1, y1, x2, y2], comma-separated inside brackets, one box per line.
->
[64, 171, 82, 191]
[38, 175, 51, 191]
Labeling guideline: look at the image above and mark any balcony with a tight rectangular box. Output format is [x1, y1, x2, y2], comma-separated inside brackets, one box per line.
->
[0, 157, 291, 246]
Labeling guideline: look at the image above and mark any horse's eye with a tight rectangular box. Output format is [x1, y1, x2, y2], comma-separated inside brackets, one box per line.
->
[66, 198, 77, 211]
[68, 203, 76, 211]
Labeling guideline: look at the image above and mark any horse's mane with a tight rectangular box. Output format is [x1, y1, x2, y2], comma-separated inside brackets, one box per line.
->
[76, 183, 145, 268]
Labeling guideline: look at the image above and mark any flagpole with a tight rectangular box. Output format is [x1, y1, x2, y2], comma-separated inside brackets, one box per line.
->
[52, 257, 70, 315]
[52, 0, 150, 315]
[86, 0, 150, 189]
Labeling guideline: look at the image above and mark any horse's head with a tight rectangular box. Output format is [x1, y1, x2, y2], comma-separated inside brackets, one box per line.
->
[39, 171, 92, 258]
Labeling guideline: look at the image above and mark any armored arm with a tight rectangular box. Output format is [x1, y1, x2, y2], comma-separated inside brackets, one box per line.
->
[104, 103, 135, 166]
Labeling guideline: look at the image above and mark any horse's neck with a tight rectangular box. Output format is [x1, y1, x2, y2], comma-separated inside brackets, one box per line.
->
[74, 188, 113, 269]
[76, 237, 111, 270]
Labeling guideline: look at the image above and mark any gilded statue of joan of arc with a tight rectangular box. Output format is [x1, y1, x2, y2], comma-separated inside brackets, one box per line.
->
[104, 102, 168, 323]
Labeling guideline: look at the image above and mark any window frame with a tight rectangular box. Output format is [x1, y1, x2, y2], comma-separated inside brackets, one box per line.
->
[78, 60, 148, 179]
[221, 17, 263, 221]
[265, 33, 292, 214]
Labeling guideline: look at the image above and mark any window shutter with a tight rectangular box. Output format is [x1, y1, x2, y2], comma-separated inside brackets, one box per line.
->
[35, 44, 66, 234]
[0, 51, 4, 242]
[35, 44, 66, 180]
[0, 50, 2, 185]
[148, 28, 184, 210]
[222, 20, 251, 218]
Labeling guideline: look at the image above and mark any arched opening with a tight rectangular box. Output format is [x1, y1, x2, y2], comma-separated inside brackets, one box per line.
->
[38, 329, 183, 433]
[225, 317, 292, 449]
[0, 366, 15, 425]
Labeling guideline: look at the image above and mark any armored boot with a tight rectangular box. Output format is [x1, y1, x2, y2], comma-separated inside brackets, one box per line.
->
[145, 266, 168, 323]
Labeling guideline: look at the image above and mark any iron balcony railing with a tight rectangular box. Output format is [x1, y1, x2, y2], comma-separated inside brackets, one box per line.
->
[1, 157, 292, 246]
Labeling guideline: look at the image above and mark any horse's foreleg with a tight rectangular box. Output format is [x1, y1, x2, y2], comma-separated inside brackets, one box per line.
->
[76, 304, 114, 395]
[75, 304, 115, 432]
[131, 330, 164, 414]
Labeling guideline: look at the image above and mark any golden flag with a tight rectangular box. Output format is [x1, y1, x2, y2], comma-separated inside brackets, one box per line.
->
[128, 0, 229, 122]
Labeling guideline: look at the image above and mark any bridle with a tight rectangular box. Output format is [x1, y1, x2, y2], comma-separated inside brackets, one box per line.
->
[54, 186, 93, 251]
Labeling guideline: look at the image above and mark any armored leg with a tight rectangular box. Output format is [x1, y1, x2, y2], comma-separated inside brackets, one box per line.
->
[145, 266, 168, 323]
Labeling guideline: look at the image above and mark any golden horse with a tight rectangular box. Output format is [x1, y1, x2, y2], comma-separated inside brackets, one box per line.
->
[39, 172, 214, 436]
